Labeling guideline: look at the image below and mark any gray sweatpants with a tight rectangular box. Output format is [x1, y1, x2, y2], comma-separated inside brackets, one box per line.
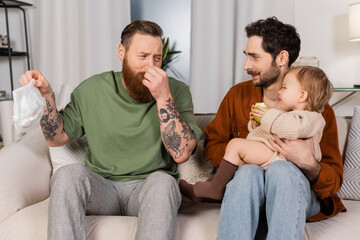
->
[47, 164, 181, 240]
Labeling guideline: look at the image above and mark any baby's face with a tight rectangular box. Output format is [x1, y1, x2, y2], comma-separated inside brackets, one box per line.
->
[278, 71, 304, 111]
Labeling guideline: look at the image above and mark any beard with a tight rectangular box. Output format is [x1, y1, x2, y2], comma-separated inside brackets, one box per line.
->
[122, 57, 154, 103]
[248, 60, 280, 88]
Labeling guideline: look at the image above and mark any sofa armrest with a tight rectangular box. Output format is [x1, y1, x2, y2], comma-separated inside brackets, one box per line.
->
[0, 126, 52, 223]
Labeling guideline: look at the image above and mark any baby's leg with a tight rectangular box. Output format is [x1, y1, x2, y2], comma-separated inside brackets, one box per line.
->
[193, 159, 239, 202]
[180, 138, 273, 202]
[224, 138, 274, 167]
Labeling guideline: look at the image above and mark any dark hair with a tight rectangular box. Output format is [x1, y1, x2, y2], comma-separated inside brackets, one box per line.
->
[245, 17, 301, 67]
[289, 66, 333, 113]
[121, 20, 163, 50]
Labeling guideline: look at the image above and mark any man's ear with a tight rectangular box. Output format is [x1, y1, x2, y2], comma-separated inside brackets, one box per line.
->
[118, 44, 125, 61]
[277, 50, 289, 67]
[299, 90, 308, 103]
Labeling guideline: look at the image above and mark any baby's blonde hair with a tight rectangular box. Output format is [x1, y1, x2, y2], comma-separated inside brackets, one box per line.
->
[288, 66, 333, 113]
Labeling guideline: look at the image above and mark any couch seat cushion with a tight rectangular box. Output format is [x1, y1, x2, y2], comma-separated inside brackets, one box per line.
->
[0, 198, 138, 240]
[304, 199, 360, 240]
[1, 198, 360, 240]
[0, 198, 220, 240]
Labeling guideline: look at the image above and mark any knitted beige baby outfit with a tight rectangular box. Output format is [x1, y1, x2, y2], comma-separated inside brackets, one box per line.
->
[247, 109, 325, 170]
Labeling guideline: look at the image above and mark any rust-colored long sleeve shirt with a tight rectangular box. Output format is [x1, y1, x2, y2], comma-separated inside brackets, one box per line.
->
[204, 80, 345, 221]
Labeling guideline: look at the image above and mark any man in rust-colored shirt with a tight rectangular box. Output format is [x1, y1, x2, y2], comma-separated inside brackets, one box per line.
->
[204, 17, 345, 240]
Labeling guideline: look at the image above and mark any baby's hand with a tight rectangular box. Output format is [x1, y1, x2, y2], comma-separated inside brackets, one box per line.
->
[251, 119, 260, 129]
[250, 103, 269, 123]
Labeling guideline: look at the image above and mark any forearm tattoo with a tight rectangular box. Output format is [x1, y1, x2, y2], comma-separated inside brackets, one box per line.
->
[40, 93, 63, 141]
[159, 98, 195, 159]
[162, 121, 185, 159]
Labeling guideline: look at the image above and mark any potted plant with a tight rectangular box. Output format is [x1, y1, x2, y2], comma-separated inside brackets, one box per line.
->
[161, 37, 181, 76]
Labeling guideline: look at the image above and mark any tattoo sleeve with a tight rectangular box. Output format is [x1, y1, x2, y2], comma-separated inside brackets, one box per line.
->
[40, 93, 64, 141]
[158, 97, 195, 160]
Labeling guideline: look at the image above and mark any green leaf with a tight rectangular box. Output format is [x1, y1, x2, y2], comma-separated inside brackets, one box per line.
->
[161, 37, 181, 70]
[162, 37, 169, 62]
[167, 50, 182, 55]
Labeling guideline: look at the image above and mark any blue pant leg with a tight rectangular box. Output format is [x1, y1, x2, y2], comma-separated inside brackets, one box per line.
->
[265, 161, 320, 240]
[217, 164, 265, 240]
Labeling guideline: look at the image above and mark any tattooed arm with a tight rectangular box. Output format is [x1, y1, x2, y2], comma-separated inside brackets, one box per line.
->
[40, 92, 70, 146]
[157, 97, 197, 163]
[19, 70, 70, 147]
[141, 66, 197, 163]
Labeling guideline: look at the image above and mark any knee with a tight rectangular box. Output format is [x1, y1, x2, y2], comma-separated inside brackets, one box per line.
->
[147, 171, 176, 183]
[234, 164, 263, 180]
[225, 138, 244, 153]
[266, 161, 299, 178]
[226, 138, 240, 150]
[147, 172, 178, 192]
[227, 165, 264, 189]
[145, 172, 181, 205]
[265, 161, 308, 185]
[223, 165, 265, 202]
[51, 164, 88, 188]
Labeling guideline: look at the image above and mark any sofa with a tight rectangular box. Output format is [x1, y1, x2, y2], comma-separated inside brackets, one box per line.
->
[0, 112, 359, 240]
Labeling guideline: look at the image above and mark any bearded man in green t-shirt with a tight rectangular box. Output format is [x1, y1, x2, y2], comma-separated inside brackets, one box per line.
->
[18, 20, 202, 240]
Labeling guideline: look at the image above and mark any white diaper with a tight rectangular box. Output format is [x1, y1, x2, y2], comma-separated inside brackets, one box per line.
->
[13, 79, 46, 134]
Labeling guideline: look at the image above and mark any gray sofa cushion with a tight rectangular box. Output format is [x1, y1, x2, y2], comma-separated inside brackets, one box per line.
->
[338, 106, 360, 200]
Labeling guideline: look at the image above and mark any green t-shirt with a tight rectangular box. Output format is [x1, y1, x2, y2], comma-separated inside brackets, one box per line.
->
[60, 71, 202, 181]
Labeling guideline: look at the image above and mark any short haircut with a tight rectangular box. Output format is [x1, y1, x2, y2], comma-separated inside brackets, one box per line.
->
[290, 66, 333, 113]
[121, 20, 163, 50]
[245, 17, 301, 67]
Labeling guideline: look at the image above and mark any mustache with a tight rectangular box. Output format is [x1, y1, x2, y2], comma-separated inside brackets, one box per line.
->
[138, 71, 147, 80]
[138, 72, 146, 81]
[247, 70, 260, 76]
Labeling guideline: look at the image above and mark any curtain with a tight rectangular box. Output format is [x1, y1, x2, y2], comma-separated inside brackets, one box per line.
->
[28, 0, 131, 96]
[190, 0, 295, 113]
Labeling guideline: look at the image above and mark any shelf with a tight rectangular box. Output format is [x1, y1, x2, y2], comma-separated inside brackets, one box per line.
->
[334, 87, 360, 92]
[0, 0, 32, 7]
[331, 87, 360, 107]
[0, 0, 32, 96]
[0, 50, 27, 56]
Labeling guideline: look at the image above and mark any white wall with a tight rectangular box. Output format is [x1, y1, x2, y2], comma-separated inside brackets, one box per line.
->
[295, 0, 360, 116]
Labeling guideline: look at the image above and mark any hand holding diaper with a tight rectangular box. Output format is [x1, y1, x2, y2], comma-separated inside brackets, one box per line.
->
[12, 79, 46, 134]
